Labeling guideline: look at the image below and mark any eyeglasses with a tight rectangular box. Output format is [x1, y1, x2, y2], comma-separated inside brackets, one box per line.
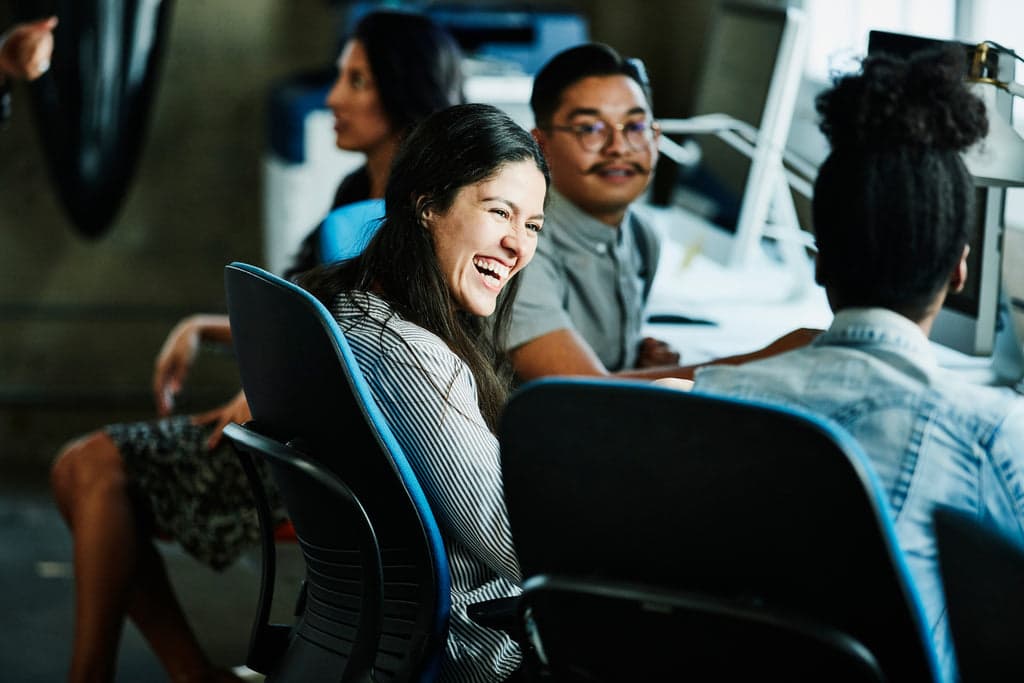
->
[548, 119, 660, 152]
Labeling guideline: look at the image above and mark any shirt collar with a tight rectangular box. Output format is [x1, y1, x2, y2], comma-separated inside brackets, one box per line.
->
[546, 187, 634, 253]
[817, 307, 937, 364]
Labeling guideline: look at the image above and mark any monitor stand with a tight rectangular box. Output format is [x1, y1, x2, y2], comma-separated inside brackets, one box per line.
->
[934, 290, 1024, 390]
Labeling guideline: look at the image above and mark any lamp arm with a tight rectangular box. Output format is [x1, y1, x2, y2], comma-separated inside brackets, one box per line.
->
[659, 114, 815, 199]
[1005, 80, 1024, 99]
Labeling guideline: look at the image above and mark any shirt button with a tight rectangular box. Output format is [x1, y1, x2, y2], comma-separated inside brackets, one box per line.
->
[595, 243, 608, 255]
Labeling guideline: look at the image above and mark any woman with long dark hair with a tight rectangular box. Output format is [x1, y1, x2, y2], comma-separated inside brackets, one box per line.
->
[300, 102, 549, 681]
[49, 11, 464, 683]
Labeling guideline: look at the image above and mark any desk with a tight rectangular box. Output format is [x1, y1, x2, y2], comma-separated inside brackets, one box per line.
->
[639, 204, 832, 366]
[638, 204, 1024, 391]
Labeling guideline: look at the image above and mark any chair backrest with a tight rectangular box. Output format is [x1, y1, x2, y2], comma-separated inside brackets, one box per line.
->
[224, 261, 450, 683]
[225, 421, 383, 682]
[935, 506, 1024, 683]
[319, 198, 385, 264]
[499, 378, 940, 682]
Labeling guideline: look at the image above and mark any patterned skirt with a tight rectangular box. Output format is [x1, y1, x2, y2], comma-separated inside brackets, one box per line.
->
[106, 416, 285, 571]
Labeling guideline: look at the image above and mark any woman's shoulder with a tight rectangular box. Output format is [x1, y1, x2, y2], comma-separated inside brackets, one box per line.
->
[333, 291, 457, 362]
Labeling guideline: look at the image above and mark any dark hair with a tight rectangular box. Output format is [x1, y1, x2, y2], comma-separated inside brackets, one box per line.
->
[282, 11, 464, 281]
[812, 47, 988, 319]
[301, 103, 550, 431]
[530, 43, 653, 128]
[353, 10, 465, 134]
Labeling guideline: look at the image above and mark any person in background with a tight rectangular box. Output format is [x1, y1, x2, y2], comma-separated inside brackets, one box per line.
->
[48, 11, 463, 683]
[301, 102, 548, 682]
[507, 43, 813, 384]
[681, 47, 1024, 682]
[0, 15, 57, 122]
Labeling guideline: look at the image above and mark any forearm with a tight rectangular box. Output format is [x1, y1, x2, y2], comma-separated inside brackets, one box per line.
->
[181, 314, 232, 346]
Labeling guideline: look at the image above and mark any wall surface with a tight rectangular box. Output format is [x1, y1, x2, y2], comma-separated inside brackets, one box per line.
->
[0, 1, 340, 463]
[0, 0, 727, 467]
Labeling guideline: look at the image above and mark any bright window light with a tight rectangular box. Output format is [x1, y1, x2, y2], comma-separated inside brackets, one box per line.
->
[802, 0, 955, 81]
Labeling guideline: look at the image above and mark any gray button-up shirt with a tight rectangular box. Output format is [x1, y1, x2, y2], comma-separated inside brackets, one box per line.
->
[506, 189, 661, 371]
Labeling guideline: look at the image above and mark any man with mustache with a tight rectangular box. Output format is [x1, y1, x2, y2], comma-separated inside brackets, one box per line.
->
[505, 43, 688, 381]
[508, 43, 813, 382]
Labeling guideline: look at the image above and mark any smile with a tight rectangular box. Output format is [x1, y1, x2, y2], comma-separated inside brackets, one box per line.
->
[473, 257, 513, 288]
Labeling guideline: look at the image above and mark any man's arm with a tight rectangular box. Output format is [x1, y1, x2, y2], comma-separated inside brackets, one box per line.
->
[510, 326, 820, 382]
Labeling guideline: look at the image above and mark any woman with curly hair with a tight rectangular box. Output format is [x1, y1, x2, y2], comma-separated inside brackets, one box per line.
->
[687, 47, 1024, 682]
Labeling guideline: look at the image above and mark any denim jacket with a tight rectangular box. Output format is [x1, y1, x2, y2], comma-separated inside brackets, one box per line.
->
[694, 307, 1024, 682]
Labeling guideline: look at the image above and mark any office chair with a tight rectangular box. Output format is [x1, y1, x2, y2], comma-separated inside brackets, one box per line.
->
[318, 198, 385, 264]
[935, 506, 1024, 683]
[499, 378, 941, 682]
[222, 261, 450, 682]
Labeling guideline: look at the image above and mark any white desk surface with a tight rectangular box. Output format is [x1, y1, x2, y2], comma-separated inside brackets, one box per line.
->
[639, 204, 832, 367]
[638, 204, 1022, 390]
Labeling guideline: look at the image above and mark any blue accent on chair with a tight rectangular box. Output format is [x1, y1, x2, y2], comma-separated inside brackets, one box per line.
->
[499, 377, 942, 682]
[319, 198, 386, 264]
[223, 261, 450, 682]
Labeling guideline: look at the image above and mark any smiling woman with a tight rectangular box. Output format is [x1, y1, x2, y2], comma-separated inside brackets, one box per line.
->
[299, 102, 548, 681]
[426, 159, 546, 316]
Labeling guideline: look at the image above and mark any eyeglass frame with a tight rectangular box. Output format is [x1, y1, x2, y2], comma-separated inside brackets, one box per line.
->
[546, 118, 661, 153]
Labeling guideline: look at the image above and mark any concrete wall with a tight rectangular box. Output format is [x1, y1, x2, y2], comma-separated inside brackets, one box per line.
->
[0, 1, 340, 463]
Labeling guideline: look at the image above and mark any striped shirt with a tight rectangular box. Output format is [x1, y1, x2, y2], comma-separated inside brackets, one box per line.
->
[333, 291, 522, 682]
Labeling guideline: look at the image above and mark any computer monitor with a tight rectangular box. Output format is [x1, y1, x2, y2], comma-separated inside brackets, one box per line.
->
[867, 30, 1010, 359]
[932, 186, 1006, 356]
[661, 2, 809, 267]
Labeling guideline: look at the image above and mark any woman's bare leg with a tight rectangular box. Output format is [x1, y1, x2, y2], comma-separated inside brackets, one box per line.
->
[50, 431, 242, 683]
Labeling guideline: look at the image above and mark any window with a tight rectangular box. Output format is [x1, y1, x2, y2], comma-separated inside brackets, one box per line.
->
[802, 0, 955, 81]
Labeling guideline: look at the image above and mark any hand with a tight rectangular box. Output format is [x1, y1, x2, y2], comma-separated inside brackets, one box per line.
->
[653, 377, 694, 391]
[153, 317, 203, 415]
[0, 16, 57, 82]
[191, 390, 250, 450]
[636, 336, 681, 368]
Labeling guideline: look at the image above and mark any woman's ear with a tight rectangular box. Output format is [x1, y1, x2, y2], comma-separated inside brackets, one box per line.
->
[949, 244, 970, 294]
[415, 195, 434, 228]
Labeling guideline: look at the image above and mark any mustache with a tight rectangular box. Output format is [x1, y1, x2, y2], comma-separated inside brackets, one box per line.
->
[585, 161, 650, 175]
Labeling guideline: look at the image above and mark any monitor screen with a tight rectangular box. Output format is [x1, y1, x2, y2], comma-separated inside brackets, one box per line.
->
[687, 5, 785, 231]
[943, 188, 989, 320]
[662, 2, 809, 266]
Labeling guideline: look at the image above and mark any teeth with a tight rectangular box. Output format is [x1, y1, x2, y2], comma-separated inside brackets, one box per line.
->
[473, 257, 511, 280]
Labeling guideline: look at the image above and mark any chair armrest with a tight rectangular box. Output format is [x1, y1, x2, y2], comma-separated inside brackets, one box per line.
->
[467, 596, 523, 640]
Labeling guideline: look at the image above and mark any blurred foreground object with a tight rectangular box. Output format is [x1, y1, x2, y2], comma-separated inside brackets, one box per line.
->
[15, 0, 173, 238]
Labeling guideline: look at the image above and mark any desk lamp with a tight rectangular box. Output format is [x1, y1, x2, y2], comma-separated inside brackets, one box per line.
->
[962, 42, 1024, 187]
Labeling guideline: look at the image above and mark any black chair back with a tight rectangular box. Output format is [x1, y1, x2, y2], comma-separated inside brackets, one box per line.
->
[223, 262, 450, 682]
[500, 378, 940, 682]
[935, 506, 1024, 683]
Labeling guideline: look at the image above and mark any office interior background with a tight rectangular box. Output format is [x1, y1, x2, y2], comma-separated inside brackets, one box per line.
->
[1, 0, 1023, 469]
[4, 0, 1024, 679]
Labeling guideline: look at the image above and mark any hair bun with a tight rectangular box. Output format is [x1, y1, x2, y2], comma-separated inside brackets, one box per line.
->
[817, 46, 988, 151]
